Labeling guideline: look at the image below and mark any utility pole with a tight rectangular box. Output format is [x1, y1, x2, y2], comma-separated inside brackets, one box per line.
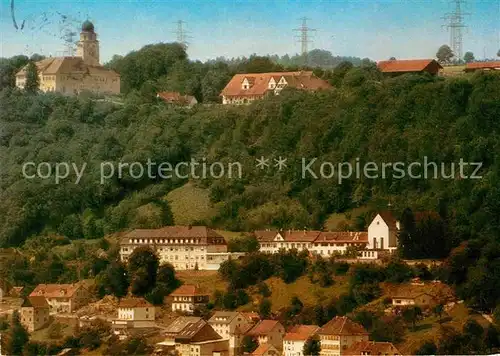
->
[173, 20, 192, 50]
[442, 0, 470, 62]
[293, 17, 316, 66]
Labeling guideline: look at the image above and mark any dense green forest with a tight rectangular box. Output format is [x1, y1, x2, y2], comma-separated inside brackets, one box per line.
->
[1, 43, 500, 310]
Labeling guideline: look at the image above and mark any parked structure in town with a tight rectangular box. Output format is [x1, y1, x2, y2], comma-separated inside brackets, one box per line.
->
[170, 284, 209, 314]
[208, 311, 255, 355]
[317, 316, 369, 356]
[246, 320, 285, 351]
[29, 283, 91, 313]
[343, 341, 401, 356]
[112, 297, 155, 329]
[283, 324, 319, 356]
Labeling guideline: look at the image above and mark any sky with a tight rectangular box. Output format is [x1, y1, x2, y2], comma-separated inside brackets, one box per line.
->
[0, 0, 499, 63]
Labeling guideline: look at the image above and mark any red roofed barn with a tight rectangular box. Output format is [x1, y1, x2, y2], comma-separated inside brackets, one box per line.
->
[377, 59, 443, 76]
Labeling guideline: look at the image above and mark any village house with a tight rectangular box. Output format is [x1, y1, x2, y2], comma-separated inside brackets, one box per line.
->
[119, 226, 241, 270]
[464, 61, 500, 72]
[157, 91, 198, 107]
[255, 212, 399, 260]
[20, 296, 50, 332]
[174, 318, 229, 356]
[343, 341, 401, 356]
[251, 343, 280, 356]
[377, 59, 443, 76]
[208, 311, 255, 355]
[317, 316, 369, 356]
[283, 324, 319, 356]
[157, 316, 204, 348]
[16, 21, 120, 95]
[220, 71, 331, 105]
[29, 283, 91, 313]
[112, 297, 155, 329]
[9, 286, 25, 298]
[170, 284, 209, 314]
[391, 291, 438, 308]
[246, 320, 285, 351]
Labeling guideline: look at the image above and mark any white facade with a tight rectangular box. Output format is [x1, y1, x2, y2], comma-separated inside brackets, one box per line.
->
[117, 306, 154, 321]
[283, 339, 307, 356]
[367, 213, 399, 252]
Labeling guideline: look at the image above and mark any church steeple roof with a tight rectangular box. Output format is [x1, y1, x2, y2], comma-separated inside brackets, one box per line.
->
[82, 20, 94, 32]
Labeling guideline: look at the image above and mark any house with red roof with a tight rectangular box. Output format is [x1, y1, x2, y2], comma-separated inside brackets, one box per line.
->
[343, 340, 401, 356]
[29, 283, 91, 313]
[112, 297, 155, 329]
[220, 71, 331, 105]
[246, 320, 285, 351]
[251, 343, 280, 356]
[377, 59, 443, 76]
[21, 296, 50, 332]
[283, 324, 319, 356]
[464, 61, 500, 72]
[157, 91, 198, 107]
[170, 284, 209, 314]
[317, 316, 369, 356]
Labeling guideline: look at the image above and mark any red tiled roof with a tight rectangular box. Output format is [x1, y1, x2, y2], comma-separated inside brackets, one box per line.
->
[284, 325, 319, 341]
[344, 341, 401, 356]
[220, 71, 330, 97]
[121, 226, 226, 244]
[118, 297, 153, 308]
[251, 343, 278, 356]
[377, 59, 442, 73]
[465, 61, 500, 70]
[30, 284, 83, 299]
[247, 320, 281, 336]
[157, 91, 196, 104]
[318, 316, 368, 336]
[282, 230, 321, 242]
[315, 231, 368, 243]
[22, 296, 49, 308]
[170, 284, 208, 297]
[253, 230, 280, 242]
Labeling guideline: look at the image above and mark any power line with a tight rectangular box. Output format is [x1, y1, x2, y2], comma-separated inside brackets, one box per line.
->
[173, 20, 192, 50]
[442, 0, 470, 61]
[293, 17, 316, 61]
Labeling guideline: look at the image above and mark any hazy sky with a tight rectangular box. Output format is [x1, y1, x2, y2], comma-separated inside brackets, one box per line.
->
[1, 0, 499, 63]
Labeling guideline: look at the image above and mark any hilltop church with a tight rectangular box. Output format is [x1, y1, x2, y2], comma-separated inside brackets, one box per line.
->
[16, 20, 120, 96]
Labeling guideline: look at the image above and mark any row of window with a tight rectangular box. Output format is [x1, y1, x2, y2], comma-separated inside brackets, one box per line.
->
[127, 238, 207, 244]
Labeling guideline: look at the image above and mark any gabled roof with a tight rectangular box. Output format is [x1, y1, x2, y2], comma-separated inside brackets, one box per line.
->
[344, 341, 401, 356]
[208, 311, 245, 324]
[281, 230, 321, 242]
[465, 61, 500, 70]
[251, 343, 279, 356]
[246, 320, 282, 336]
[175, 320, 222, 343]
[377, 59, 442, 73]
[220, 71, 329, 97]
[121, 226, 226, 245]
[170, 284, 208, 297]
[164, 316, 203, 334]
[253, 230, 280, 242]
[157, 91, 197, 105]
[376, 211, 399, 231]
[22, 296, 49, 308]
[315, 231, 368, 243]
[16, 57, 119, 77]
[284, 324, 319, 341]
[317, 316, 368, 336]
[30, 284, 84, 299]
[118, 297, 153, 308]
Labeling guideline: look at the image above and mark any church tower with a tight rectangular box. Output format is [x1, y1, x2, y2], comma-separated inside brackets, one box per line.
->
[76, 20, 100, 66]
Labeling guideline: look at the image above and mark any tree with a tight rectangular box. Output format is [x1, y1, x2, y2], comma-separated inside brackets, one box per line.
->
[463, 51, 475, 63]
[436, 45, 454, 64]
[433, 303, 445, 323]
[402, 306, 423, 330]
[259, 298, 272, 319]
[303, 335, 321, 356]
[24, 61, 39, 93]
[128, 247, 159, 296]
[6, 310, 29, 355]
[241, 335, 258, 353]
[415, 340, 437, 355]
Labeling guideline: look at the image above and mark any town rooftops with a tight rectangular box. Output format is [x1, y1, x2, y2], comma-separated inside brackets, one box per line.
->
[118, 297, 153, 308]
[121, 226, 226, 245]
[377, 59, 442, 73]
[283, 324, 319, 341]
[465, 61, 500, 71]
[344, 341, 401, 356]
[317, 316, 368, 336]
[16, 57, 118, 76]
[175, 319, 222, 343]
[30, 283, 84, 299]
[246, 320, 281, 336]
[251, 343, 279, 356]
[164, 316, 203, 334]
[157, 91, 197, 105]
[253, 230, 368, 243]
[170, 284, 208, 297]
[22, 296, 49, 308]
[314, 231, 368, 243]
